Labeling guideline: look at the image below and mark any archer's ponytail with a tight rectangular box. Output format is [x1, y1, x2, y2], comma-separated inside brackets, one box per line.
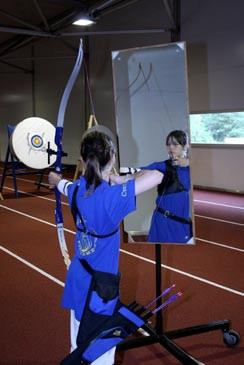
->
[84, 152, 102, 190]
[80, 131, 115, 191]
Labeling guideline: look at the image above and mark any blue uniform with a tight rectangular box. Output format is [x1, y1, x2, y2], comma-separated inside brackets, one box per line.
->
[142, 161, 191, 243]
[62, 177, 136, 321]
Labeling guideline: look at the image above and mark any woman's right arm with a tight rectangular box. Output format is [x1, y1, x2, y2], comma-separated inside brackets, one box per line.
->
[134, 169, 163, 195]
[109, 170, 163, 196]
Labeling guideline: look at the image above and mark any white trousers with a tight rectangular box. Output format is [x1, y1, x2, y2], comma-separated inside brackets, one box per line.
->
[70, 310, 116, 365]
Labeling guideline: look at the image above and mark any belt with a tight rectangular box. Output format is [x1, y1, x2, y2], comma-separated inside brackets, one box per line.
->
[77, 226, 119, 238]
[156, 207, 192, 225]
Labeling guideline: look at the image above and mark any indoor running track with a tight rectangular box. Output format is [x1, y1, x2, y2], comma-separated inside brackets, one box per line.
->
[0, 173, 244, 365]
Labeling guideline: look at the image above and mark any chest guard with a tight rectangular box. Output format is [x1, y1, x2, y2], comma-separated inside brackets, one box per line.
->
[157, 159, 186, 196]
[71, 183, 119, 239]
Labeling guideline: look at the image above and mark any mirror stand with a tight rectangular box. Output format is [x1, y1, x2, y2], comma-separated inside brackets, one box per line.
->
[117, 244, 239, 364]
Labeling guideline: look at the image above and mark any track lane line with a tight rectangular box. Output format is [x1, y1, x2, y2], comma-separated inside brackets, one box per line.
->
[0, 204, 74, 233]
[1, 204, 243, 253]
[0, 244, 64, 287]
[3, 186, 69, 205]
[1, 173, 243, 210]
[0, 204, 243, 296]
[2, 185, 244, 229]
[120, 249, 244, 297]
[195, 214, 244, 227]
[194, 199, 244, 210]
[195, 237, 244, 252]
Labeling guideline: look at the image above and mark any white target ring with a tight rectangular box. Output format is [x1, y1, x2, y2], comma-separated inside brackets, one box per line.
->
[10, 117, 57, 169]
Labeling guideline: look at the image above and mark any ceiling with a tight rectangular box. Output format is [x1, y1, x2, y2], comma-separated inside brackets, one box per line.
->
[0, 0, 178, 59]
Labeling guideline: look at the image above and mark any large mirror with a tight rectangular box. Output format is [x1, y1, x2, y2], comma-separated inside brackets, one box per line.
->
[112, 42, 195, 244]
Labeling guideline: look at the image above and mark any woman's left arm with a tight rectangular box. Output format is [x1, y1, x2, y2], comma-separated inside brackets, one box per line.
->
[48, 172, 72, 196]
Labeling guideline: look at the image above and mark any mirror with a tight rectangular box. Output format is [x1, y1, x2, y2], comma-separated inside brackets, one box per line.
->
[112, 42, 195, 244]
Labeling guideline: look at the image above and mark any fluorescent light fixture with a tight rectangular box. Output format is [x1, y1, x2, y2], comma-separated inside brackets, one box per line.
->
[73, 16, 95, 26]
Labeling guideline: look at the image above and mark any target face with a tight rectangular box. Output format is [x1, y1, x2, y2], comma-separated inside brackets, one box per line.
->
[10, 117, 57, 169]
[31, 135, 44, 149]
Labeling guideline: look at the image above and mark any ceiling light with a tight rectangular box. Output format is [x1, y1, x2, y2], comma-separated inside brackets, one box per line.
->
[73, 16, 95, 26]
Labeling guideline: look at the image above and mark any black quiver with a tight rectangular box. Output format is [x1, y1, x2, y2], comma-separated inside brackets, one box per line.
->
[60, 260, 146, 365]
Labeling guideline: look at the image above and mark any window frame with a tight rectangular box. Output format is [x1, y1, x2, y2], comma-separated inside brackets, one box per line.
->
[189, 109, 244, 148]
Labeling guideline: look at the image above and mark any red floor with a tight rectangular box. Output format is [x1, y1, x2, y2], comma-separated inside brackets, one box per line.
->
[0, 174, 243, 364]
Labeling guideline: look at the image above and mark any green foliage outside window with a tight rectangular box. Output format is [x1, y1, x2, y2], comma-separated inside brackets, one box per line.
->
[190, 112, 244, 144]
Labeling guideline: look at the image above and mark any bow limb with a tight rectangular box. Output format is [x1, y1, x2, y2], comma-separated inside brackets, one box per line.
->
[54, 39, 83, 268]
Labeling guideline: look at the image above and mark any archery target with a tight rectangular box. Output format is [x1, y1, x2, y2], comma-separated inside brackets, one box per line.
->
[10, 117, 57, 169]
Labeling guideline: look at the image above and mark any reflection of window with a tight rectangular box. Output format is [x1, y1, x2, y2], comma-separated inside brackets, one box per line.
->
[189, 111, 244, 144]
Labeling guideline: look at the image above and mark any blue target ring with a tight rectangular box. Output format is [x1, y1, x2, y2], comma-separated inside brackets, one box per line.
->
[31, 135, 43, 149]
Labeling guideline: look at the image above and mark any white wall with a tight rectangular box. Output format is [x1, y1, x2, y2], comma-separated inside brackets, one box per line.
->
[0, 39, 85, 165]
[0, 47, 33, 160]
[191, 145, 244, 192]
[0, 0, 244, 191]
[88, 0, 244, 192]
[181, 0, 244, 191]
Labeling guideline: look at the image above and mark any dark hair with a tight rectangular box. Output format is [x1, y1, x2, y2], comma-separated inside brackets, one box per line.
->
[166, 130, 188, 147]
[80, 131, 115, 191]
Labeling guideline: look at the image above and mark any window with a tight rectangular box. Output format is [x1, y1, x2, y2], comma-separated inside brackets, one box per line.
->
[189, 111, 244, 144]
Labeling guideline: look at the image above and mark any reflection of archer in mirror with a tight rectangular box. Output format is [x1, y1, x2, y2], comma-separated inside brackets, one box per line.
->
[141, 130, 193, 244]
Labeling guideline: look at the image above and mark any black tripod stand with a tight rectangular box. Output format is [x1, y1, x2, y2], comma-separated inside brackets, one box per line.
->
[117, 244, 240, 364]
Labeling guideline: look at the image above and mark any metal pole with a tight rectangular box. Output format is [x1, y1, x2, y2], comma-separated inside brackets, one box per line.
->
[31, 46, 36, 116]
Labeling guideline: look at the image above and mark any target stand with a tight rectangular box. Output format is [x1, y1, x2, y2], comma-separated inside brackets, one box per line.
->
[116, 244, 240, 364]
[0, 117, 59, 197]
